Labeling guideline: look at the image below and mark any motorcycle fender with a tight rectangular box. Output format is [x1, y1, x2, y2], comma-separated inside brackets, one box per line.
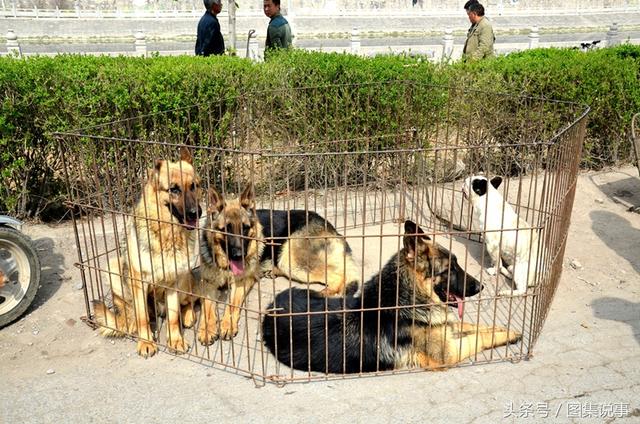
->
[0, 215, 23, 231]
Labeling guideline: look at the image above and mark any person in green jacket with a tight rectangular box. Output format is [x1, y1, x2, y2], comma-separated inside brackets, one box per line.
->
[263, 0, 292, 58]
[462, 1, 495, 61]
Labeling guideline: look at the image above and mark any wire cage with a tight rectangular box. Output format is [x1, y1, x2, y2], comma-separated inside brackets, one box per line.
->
[55, 81, 589, 384]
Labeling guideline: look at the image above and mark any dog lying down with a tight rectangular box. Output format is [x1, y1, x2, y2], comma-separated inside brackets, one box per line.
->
[261, 220, 521, 374]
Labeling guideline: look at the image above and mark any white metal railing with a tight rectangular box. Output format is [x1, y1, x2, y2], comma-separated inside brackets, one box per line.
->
[1, 8, 202, 19]
[3, 24, 634, 61]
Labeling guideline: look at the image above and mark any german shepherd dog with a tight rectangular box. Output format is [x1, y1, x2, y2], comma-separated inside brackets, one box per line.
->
[198, 184, 360, 343]
[261, 220, 521, 374]
[93, 147, 202, 358]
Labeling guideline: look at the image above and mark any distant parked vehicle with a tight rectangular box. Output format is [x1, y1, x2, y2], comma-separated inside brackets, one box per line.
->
[0, 216, 41, 328]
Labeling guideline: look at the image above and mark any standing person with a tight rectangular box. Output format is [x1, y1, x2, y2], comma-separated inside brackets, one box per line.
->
[462, 1, 495, 61]
[195, 0, 225, 56]
[263, 0, 292, 58]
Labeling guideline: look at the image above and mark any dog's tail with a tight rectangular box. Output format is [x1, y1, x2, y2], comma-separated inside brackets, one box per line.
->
[262, 288, 361, 373]
[93, 257, 136, 337]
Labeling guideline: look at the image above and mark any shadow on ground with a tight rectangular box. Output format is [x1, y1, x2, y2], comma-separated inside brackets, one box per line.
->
[590, 172, 640, 210]
[29, 236, 66, 312]
[591, 297, 640, 346]
[590, 210, 640, 274]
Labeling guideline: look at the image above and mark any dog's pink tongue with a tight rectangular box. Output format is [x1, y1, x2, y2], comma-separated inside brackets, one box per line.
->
[454, 294, 464, 319]
[230, 260, 244, 276]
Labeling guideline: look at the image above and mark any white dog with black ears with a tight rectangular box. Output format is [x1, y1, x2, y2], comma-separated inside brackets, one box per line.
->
[462, 175, 541, 295]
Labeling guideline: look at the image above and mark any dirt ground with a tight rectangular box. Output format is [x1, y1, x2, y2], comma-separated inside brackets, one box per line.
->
[1, 167, 639, 423]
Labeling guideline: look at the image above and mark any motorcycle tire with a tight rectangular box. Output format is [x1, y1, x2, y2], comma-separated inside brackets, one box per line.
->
[0, 226, 41, 328]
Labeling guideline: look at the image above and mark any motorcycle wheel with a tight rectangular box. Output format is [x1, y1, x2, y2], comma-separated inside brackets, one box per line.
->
[0, 226, 41, 328]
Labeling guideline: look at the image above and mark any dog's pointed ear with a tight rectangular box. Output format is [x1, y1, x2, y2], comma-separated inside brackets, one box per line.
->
[240, 184, 255, 211]
[179, 146, 193, 164]
[403, 220, 430, 260]
[208, 187, 225, 214]
[147, 160, 164, 188]
[490, 176, 503, 189]
[472, 177, 488, 196]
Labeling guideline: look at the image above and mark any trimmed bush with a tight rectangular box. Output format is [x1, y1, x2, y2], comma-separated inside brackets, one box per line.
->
[463, 45, 640, 168]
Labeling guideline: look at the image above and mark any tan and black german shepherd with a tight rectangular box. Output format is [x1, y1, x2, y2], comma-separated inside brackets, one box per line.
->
[198, 184, 360, 343]
[93, 147, 202, 358]
[262, 220, 521, 373]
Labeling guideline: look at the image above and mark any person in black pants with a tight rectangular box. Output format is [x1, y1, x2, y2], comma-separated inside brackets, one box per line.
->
[195, 0, 225, 56]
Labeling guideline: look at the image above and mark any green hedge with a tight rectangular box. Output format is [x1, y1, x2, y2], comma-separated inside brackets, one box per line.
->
[462, 45, 640, 168]
[1, 45, 638, 219]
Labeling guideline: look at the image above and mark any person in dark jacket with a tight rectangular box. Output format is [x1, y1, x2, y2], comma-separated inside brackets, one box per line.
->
[263, 0, 292, 58]
[195, 0, 225, 56]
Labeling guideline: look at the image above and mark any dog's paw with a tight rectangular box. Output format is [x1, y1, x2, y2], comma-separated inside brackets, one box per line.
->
[262, 268, 277, 279]
[136, 340, 158, 358]
[168, 336, 190, 354]
[319, 286, 341, 297]
[198, 326, 219, 346]
[500, 266, 513, 279]
[496, 327, 523, 344]
[485, 267, 497, 276]
[509, 330, 523, 343]
[219, 318, 238, 340]
[497, 288, 526, 297]
[182, 307, 196, 329]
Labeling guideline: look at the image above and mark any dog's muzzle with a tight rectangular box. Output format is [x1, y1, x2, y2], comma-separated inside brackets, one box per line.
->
[184, 206, 201, 230]
[170, 204, 201, 230]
